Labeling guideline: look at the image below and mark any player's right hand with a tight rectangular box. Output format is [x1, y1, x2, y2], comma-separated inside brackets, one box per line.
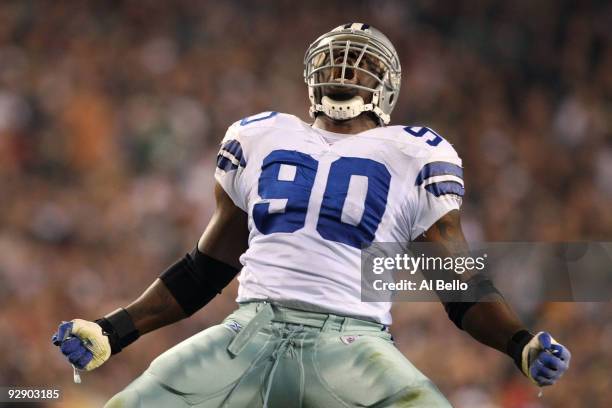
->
[52, 319, 111, 371]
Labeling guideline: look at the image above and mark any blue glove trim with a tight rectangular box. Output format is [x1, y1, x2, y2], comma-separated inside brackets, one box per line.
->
[52, 321, 74, 346]
[52, 323, 95, 370]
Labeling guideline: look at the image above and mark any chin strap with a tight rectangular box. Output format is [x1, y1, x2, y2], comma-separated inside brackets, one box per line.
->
[310, 95, 390, 124]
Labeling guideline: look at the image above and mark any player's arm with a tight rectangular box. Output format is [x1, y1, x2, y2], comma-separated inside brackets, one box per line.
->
[415, 210, 571, 386]
[125, 182, 248, 335]
[51, 183, 249, 371]
[414, 210, 523, 352]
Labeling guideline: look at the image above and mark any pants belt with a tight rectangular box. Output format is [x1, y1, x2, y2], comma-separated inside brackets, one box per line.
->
[227, 301, 386, 357]
[227, 302, 275, 356]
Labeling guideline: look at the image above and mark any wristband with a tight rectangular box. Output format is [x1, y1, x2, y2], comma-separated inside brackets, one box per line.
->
[506, 329, 534, 371]
[95, 308, 140, 355]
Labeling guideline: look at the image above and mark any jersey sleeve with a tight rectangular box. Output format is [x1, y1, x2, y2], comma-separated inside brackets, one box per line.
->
[409, 142, 464, 240]
[214, 122, 249, 211]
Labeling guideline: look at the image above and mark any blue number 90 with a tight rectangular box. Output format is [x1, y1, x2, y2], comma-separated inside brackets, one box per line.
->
[253, 150, 390, 248]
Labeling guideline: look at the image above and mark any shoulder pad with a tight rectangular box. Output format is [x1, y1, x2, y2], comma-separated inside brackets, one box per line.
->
[231, 111, 305, 132]
[370, 125, 460, 162]
[401, 126, 459, 158]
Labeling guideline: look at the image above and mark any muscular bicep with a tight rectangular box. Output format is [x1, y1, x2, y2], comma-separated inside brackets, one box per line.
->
[412, 209, 481, 283]
[414, 209, 469, 257]
[197, 183, 249, 269]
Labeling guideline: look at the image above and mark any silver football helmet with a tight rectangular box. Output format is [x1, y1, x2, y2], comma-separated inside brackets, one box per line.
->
[304, 23, 401, 125]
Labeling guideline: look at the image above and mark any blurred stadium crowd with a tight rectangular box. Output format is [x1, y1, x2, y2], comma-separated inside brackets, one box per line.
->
[0, 1, 610, 407]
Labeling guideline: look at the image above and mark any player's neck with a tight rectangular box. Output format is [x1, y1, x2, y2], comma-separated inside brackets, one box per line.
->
[312, 114, 379, 134]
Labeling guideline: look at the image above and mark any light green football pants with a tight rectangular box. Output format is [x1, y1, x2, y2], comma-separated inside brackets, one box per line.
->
[105, 302, 451, 407]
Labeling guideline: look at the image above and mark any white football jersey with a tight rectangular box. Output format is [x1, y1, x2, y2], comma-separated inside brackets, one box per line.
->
[215, 112, 464, 324]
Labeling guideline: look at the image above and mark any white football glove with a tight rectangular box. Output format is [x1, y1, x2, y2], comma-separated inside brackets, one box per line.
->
[521, 331, 571, 386]
[52, 319, 111, 371]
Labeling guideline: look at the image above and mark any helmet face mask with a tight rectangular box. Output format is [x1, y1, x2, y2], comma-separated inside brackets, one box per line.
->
[304, 23, 401, 125]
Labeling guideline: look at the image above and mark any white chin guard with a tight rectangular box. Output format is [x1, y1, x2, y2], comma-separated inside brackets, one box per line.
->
[309, 95, 390, 124]
[319, 96, 365, 121]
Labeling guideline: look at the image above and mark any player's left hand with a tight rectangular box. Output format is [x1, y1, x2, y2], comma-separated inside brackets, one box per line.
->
[522, 331, 571, 386]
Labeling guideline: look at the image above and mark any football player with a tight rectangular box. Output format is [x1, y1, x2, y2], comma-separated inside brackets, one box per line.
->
[52, 23, 570, 407]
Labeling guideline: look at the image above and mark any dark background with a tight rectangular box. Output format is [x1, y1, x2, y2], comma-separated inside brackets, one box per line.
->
[0, 1, 610, 407]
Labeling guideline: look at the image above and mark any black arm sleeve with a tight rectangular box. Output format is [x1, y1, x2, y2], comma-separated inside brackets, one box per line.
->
[443, 275, 501, 330]
[159, 247, 239, 316]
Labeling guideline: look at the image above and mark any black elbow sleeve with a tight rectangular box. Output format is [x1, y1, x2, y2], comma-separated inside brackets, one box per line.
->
[159, 247, 239, 316]
[444, 276, 501, 330]
[444, 301, 475, 330]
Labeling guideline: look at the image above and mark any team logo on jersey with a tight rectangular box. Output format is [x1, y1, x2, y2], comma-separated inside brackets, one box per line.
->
[225, 320, 243, 333]
[339, 335, 360, 345]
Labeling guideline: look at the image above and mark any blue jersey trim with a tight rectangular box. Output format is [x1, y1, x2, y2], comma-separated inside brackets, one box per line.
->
[415, 161, 463, 186]
[216, 155, 238, 171]
[424, 181, 465, 197]
[239, 111, 278, 126]
[221, 139, 246, 167]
